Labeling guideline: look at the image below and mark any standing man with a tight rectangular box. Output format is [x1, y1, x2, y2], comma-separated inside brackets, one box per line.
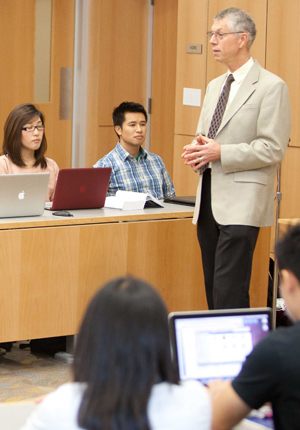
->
[182, 7, 291, 310]
[94, 102, 175, 199]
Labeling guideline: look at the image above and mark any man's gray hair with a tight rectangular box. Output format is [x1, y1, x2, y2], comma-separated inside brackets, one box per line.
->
[214, 7, 257, 49]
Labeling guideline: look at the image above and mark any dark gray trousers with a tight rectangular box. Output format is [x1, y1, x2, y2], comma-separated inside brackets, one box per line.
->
[197, 169, 259, 310]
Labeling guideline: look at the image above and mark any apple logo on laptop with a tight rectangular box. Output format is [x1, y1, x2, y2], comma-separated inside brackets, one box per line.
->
[79, 186, 86, 193]
[18, 190, 25, 200]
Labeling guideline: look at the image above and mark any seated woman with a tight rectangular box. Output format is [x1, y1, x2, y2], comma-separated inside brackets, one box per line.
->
[20, 277, 211, 430]
[0, 103, 59, 202]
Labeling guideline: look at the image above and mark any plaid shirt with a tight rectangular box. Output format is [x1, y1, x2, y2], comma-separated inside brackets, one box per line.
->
[93, 142, 176, 199]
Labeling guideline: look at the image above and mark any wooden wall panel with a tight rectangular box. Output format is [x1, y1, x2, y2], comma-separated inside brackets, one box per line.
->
[0, 0, 75, 169]
[19, 226, 80, 338]
[0, 227, 80, 341]
[127, 219, 205, 311]
[249, 227, 270, 307]
[206, 0, 267, 83]
[97, 0, 148, 125]
[173, 135, 200, 196]
[280, 147, 300, 218]
[172, 0, 207, 195]
[86, 126, 116, 167]
[0, 217, 206, 341]
[85, 0, 149, 167]
[266, 0, 300, 148]
[266, 0, 300, 250]
[0, 1, 35, 133]
[174, 0, 208, 137]
[0, 230, 22, 341]
[76, 223, 129, 327]
[39, 0, 75, 168]
[151, 0, 178, 177]
[0, 213, 271, 342]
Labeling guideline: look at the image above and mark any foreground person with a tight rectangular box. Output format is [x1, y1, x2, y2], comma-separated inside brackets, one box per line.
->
[209, 224, 300, 430]
[20, 277, 211, 430]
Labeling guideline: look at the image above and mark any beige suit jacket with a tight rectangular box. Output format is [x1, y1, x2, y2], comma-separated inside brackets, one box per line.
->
[193, 60, 291, 227]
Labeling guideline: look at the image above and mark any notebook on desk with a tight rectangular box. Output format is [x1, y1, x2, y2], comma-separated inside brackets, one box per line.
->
[169, 307, 272, 385]
[45, 167, 111, 211]
[0, 173, 50, 218]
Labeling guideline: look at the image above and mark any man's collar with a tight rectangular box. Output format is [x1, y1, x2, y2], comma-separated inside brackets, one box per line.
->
[139, 146, 147, 158]
[116, 141, 148, 160]
[230, 57, 254, 84]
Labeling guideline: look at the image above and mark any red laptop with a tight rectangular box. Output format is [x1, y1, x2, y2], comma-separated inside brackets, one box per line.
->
[45, 168, 111, 210]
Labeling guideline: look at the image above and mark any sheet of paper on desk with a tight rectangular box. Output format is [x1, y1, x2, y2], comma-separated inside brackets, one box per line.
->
[104, 190, 163, 210]
[104, 196, 144, 210]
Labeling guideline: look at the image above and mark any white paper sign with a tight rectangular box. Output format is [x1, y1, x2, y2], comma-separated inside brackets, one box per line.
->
[183, 88, 201, 107]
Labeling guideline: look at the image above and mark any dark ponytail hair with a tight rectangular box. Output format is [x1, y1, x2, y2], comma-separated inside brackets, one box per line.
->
[73, 276, 178, 430]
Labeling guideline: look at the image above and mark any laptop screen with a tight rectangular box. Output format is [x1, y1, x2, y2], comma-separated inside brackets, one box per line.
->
[169, 308, 272, 385]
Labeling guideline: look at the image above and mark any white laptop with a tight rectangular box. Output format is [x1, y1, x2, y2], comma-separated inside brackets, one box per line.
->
[0, 173, 50, 218]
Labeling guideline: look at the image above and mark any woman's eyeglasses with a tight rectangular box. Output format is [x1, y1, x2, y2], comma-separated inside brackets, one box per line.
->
[22, 125, 45, 132]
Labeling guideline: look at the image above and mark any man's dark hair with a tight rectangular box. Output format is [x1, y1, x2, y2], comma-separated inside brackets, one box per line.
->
[276, 225, 300, 284]
[112, 102, 148, 137]
[74, 276, 178, 430]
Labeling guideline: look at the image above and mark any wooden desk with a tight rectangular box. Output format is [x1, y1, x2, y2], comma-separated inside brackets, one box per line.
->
[0, 204, 270, 342]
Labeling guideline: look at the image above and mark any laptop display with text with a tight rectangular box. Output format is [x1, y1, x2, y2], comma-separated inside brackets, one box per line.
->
[169, 308, 272, 385]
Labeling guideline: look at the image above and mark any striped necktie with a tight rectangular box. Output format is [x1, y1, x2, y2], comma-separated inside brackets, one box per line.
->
[199, 74, 235, 174]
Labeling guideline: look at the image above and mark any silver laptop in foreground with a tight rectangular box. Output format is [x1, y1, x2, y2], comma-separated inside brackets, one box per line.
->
[169, 307, 272, 385]
[0, 173, 50, 218]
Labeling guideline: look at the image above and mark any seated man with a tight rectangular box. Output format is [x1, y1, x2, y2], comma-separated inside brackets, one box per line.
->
[209, 224, 300, 430]
[93, 102, 175, 199]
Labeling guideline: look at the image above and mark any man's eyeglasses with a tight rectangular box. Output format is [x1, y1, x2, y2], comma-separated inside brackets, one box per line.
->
[207, 31, 244, 41]
[22, 125, 45, 132]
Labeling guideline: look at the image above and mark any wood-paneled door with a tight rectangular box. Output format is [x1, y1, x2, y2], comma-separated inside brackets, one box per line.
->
[85, 0, 150, 168]
[0, 0, 75, 169]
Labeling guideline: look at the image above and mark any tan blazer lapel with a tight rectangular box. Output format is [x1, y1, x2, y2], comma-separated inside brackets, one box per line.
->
[217, 61, 261, 136]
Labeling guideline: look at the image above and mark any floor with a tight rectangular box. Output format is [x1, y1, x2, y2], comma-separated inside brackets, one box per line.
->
[0, 341, 71, 403]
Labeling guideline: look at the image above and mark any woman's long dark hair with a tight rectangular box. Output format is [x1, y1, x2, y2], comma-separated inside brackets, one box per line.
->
[2, 103, 48, 168]
[73, 277, 178, 430]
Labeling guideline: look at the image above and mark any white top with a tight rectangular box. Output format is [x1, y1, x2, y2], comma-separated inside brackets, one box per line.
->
[19, 380, 211, 430]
